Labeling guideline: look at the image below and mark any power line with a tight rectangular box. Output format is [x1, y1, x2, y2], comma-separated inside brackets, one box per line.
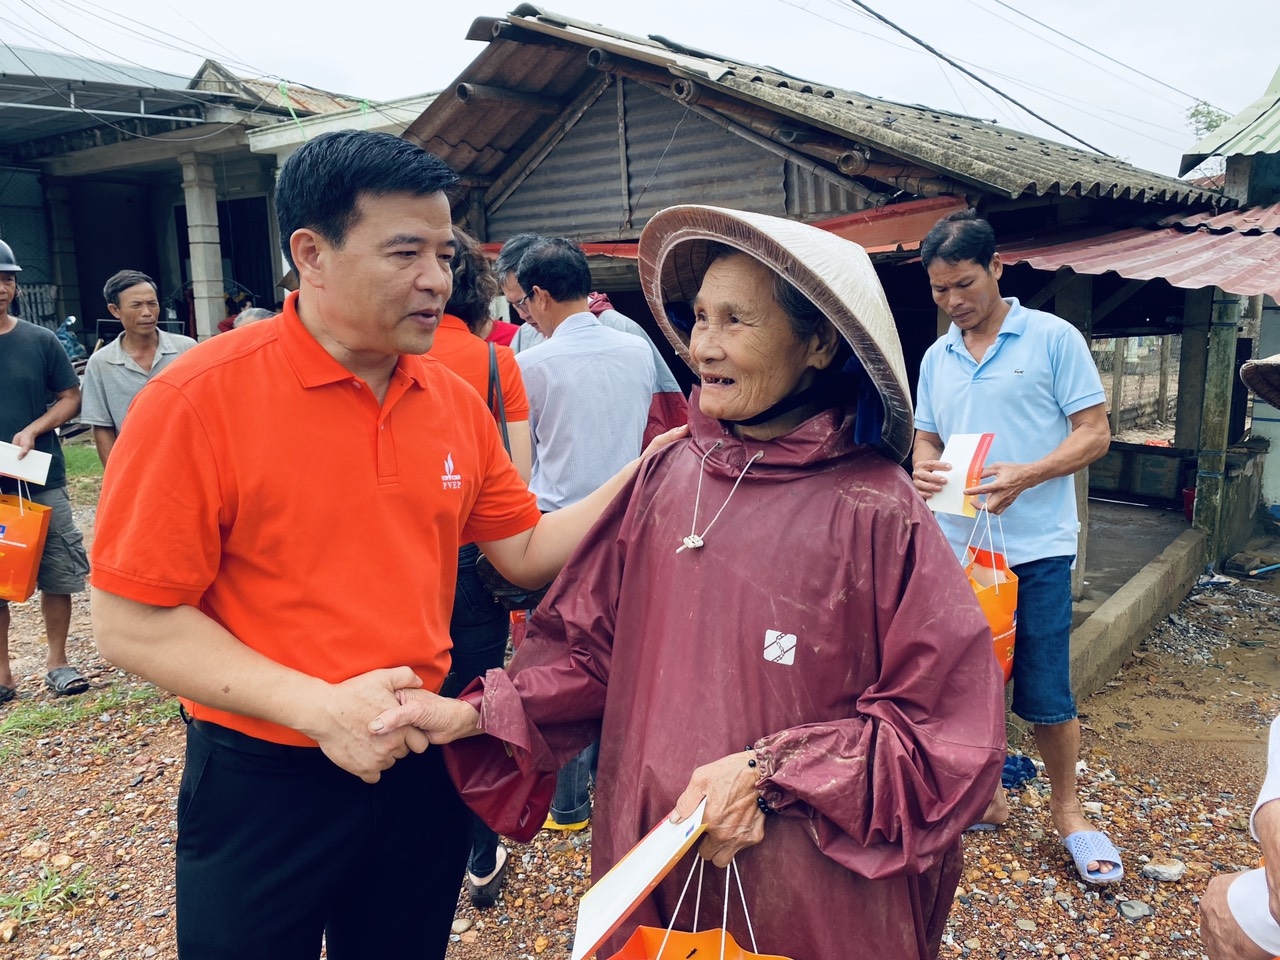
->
[40, 0, 414, 134]
[0, 36, 268, 144]
[5, 0, 219, 112]
[958, 0, 1186, 111]
[841, 0, 1113, 155]
[967, 61, 1190, 146]
[984, 0, 1226, 112]
[770, 0, 1193, 163]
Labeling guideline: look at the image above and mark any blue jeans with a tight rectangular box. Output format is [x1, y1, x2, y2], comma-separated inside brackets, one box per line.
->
[551, 743, 598, 824]
[442, 544, 509, 876]
[1008, 555, 1077, 726]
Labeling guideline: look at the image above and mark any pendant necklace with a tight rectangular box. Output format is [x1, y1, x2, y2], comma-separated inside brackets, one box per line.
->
[677, 442, 764, 553]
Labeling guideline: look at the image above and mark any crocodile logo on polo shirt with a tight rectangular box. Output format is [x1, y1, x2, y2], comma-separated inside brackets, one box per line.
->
[441, 454, 462, 491]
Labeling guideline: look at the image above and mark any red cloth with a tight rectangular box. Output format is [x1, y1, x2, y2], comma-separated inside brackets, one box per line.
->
[587, 291, 614, 316]
[471, 390, 1005, 959]
[644, 391, 688, 447]
[485, 320, 519, 346]
[217, 315, 237, 334]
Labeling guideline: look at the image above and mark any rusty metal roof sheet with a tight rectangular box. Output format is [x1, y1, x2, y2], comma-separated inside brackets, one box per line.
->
[1162, 202, 1280, 235]
[1000, 226, 1280, 300]
[189, 60, 359, 116]
[1180, 64, 1280, 176]
[404, 6, 1224, 209]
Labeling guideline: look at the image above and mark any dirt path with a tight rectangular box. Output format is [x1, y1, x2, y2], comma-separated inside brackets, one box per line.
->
[4, 486, 1279, 958]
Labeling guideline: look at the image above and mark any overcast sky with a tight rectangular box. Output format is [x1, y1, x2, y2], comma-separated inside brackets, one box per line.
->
[9, 0, 1278, 176]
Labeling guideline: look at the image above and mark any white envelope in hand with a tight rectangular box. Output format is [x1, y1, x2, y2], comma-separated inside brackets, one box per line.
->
[927, 432, 994, 518]
[0, 441, 51, 486]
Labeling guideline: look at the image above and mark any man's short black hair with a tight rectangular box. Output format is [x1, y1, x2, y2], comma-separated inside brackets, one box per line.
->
[103, 270, 157, 307]
[515, 237, 592, 303]
[920, 209, 997, 271]
[275, 130, 459, 271]
[494, 233, 541, 279]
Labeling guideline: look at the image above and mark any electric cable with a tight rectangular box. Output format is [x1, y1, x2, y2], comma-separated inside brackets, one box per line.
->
[842, 0, 1112, 155]
[983, 0, 1226, 112]
[768, 0, 1186, 159]
[0, 37, 271, 144]
[958, 0, 1188, 110]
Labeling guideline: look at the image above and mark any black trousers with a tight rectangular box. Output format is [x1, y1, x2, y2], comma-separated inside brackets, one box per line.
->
[176, 719, 469, 960]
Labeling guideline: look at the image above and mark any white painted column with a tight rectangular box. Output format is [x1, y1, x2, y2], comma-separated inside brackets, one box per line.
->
[178, 153, 224, 340]
[1253, 297, 1280, 508]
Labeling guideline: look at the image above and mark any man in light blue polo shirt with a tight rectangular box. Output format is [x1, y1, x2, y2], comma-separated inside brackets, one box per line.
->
[81, 270, 196, 466]
[513, 236, 655, 829]
[911, 210, 1119, 885]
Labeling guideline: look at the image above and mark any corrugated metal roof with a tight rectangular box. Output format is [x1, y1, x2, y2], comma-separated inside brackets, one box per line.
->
[1000, 226, 1280, 300]
[702, 75, 1213, 204]
[0, 45, 216, 149]
[189, 61, 358, 115]
[404, 6, 1223, 211]
[1162, 201, 1280, 235]
[0, 46, 190, 91]
[1181, 64, 1280, 176]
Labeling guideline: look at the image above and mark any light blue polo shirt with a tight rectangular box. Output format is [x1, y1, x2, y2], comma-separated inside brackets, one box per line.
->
[915, 298, 1105, 566]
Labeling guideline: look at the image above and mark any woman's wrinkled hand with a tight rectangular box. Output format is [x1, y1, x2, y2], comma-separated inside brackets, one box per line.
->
[367, 688, 482, 745]
[670, 751, 765, 867]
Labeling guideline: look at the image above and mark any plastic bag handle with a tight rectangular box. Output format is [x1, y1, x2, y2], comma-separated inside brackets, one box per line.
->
[656, 857, 760, 958]
[962, 507, 1010, 595]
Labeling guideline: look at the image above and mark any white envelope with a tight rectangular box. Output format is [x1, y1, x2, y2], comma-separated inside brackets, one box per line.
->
[0, 441, 51, 486]
[571, 798, 707, 960]
[927, 432, 994, 518]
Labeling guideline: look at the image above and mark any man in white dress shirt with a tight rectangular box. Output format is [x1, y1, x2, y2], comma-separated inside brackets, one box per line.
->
[511, 236, 654, 828]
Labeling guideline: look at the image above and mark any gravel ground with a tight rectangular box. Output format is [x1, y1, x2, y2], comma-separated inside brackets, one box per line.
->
[3, 478, 1279, 959]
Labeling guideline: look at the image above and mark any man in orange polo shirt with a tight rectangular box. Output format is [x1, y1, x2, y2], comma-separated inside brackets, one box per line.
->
[90, 130, 674, 960]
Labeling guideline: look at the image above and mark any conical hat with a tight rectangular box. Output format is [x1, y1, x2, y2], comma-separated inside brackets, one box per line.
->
[637, 205, 913, 462]
[1241, 354, 1280, 408]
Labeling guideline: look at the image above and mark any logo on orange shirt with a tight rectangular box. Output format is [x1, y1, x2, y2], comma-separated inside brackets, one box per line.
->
[441, 453, 462, 491]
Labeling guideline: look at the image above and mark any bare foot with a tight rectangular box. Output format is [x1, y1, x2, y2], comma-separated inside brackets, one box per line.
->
[1051, 798, 1118, 876]
[978, 788, 1010, 827]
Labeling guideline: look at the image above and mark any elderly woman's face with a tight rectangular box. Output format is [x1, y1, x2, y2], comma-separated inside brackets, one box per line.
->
[690, 253, 829, 423]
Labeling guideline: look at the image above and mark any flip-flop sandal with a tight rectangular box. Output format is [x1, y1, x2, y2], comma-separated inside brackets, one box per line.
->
[0, 684, 15, 705]
[1062, 829, 1124, 884]
[45, 666, 89, 697]
[964, 822, 1000, 833]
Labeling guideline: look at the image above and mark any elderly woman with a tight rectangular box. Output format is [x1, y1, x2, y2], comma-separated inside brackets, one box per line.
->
[375, 206, 1005, 959]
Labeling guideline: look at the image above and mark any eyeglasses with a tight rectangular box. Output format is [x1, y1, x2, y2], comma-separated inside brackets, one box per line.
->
[510, 292, 532, 313]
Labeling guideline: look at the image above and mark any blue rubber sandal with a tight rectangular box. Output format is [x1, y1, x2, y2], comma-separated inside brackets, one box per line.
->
[1062, 830, 1124, 884]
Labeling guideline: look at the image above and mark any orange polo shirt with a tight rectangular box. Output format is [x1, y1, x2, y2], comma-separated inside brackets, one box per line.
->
[91, 292, 541, 746]
[428, 314, 530, 421]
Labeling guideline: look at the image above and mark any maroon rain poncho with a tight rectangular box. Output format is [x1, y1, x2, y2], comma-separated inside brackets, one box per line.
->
[474, 392, 1005, 959]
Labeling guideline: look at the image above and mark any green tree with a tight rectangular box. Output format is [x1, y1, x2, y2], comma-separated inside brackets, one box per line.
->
[1188, 100, 1229, 140]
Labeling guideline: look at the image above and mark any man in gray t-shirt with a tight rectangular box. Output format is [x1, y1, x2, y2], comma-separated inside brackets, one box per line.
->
[81, 270, 197, 466]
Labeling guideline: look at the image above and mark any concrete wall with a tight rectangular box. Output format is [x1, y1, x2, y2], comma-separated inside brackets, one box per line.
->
[1069, 529, 1206, 701]
[1222, 451, 1265, 556]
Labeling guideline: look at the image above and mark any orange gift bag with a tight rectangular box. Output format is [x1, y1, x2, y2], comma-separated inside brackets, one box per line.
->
[608, 859, 792, 960]
[0, 486, 52, 602]
[962, 508, 1018, 684]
